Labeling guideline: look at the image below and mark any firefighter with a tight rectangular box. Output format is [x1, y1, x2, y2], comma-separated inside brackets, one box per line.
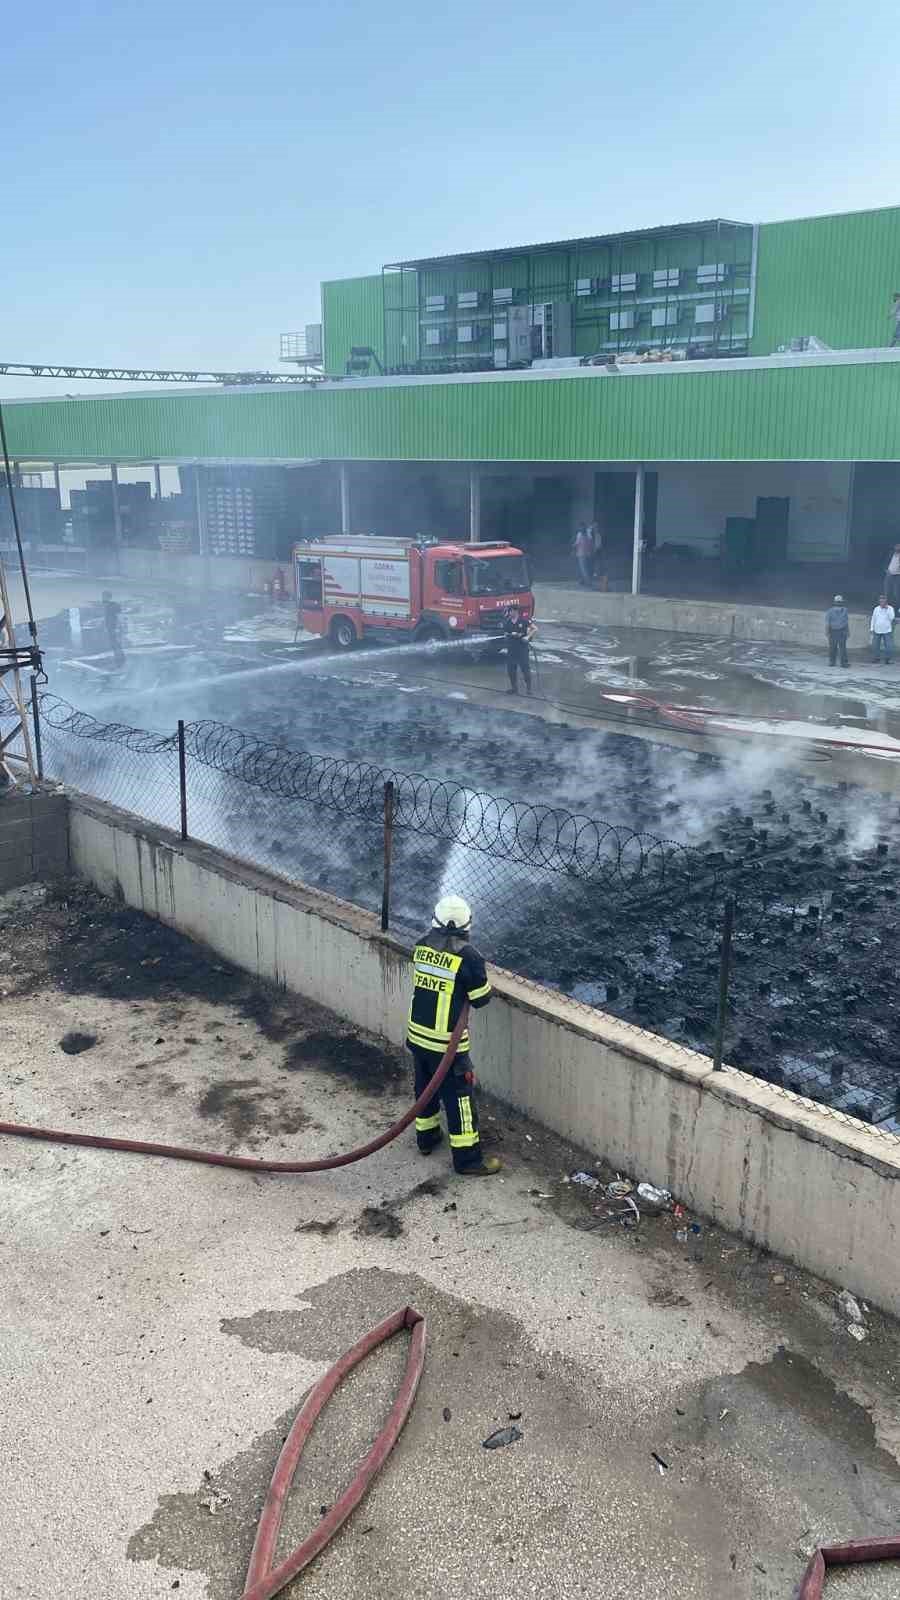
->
[502, 605, 536, 695]
[407, 895, 501, 1176]
[101, 590, 125, 668]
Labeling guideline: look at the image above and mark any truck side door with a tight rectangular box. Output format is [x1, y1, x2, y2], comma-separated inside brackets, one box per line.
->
[432, 559, 464, 605]
[297, 559, 324, 610]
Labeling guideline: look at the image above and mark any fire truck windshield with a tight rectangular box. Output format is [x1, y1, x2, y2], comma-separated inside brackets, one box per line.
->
[464, 554, 529, 596]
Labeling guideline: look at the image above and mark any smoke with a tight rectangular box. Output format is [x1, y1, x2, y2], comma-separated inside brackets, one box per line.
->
[644, 737, 804, 843]
[844, 808, 880, 857]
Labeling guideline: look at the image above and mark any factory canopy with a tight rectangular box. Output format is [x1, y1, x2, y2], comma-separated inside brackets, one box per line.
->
[384, 220, 749, 272]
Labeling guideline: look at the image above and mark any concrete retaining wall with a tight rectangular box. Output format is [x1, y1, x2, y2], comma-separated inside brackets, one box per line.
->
[100, 547, 285, 595]
[0, 790, 69, 891]
[67, 793, 900, 1317]
[533, 583, 867, 646]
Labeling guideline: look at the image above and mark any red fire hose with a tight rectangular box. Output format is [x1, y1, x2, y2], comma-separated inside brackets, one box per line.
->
[241, 1305, 426, 1600]
[0, 1004, 448, 1591]
[0, 1010, 469, 1174]
[798, 1536, 900, 1597]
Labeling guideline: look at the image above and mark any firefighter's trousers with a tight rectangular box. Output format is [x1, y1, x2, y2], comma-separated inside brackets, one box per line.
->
[409, 1044, 483, 1171]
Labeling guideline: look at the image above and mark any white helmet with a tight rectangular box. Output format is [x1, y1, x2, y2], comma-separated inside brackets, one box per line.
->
[433, 895, 472, 934]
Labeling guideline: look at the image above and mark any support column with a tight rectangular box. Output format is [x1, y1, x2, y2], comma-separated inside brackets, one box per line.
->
[154, 463, 163, 501]
[339, 462, 351, 534]
[631, 464, 645, 596]
[193, 465, 207, 555]
[110, 463, 123, 547]
[53, 463, 61, 504]
[468, 467, 481, 543]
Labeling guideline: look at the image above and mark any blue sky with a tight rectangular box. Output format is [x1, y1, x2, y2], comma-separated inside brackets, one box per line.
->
[2, 0, 898, 398]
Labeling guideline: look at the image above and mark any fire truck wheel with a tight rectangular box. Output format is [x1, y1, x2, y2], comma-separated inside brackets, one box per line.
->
[414, 625, 444, 649]
[329, 617, 357, 650]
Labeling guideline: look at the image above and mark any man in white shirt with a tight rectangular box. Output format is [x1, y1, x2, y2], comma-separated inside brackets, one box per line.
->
[886, 544, 900, 608]
[870, 594, 895, 662]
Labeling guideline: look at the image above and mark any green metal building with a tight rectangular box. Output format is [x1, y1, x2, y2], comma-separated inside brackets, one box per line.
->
[4, 202, 900, 597]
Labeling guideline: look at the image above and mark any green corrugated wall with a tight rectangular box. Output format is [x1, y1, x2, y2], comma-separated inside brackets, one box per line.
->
[751, 207, 900, 355]
[321, 274, 385, 374]
[5, 359, 900, 464]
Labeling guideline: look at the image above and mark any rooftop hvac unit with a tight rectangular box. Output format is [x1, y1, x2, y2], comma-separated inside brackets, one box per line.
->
[424, 294, 446, 312]
[697, 262, 727, 284]
[652, 268, 680, 289]
[457, 290, 480, 310]
[492, 286, 513, 303]
[611, 272, 638, 293]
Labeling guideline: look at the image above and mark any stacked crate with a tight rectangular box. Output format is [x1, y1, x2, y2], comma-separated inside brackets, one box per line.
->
[205, 470, 290, 559]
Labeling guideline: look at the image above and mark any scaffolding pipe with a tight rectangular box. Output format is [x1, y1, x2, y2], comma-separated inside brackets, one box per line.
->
[631, 464, 645, 595]
[469, 468, 481, 542]
[339, 463, 351, 534]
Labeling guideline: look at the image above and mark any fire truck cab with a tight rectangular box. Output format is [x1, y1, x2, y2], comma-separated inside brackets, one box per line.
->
[293, 536, 533, 650]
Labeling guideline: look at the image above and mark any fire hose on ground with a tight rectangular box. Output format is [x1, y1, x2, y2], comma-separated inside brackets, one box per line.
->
[798, 1536, 900, 1597]
[240, 1305, 426, 1600]
[2, 1004, 899, 1595]
[0, 1015, 463, 1589]
[0, 1010, 469, 1174]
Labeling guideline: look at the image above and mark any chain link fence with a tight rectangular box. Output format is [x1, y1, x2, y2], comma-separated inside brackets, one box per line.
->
[13, 690, 899, 1150]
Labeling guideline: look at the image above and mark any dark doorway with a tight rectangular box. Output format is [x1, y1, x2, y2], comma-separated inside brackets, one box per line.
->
[849, 465, 900, 592]
[595, 470, 658, 584]
[524, 475, 572, 576]
[755, 496, 790, 566]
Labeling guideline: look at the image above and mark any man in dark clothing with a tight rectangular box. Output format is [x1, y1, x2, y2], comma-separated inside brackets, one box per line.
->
[824, 594, 850, 667]
[101, 590, 125, 668]
[502, 605, 535, 696]
[407, 894, 501, 1176]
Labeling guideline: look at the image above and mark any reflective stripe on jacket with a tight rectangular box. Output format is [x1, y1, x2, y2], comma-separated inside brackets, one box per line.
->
[406, 931, 492, 1054]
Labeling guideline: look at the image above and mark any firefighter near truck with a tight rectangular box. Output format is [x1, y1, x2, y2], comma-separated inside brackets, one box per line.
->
[293, 537, 534, 651]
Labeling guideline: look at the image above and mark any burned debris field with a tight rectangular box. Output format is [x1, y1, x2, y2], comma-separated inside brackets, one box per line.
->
[59, 661, 900, 1131]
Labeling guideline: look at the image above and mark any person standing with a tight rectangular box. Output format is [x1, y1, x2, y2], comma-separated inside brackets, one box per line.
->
[824, 595, 850, 667]
[573, 524, 594, 587]
[870, 594, 895, 662]
[885, 544, 900, 608]
[891, 293, 900, 348]
[406, 895, 501, 1176]
[502, 605, 536, 695]
[101, 590, 125, 668]
[588, 520, 608, 592]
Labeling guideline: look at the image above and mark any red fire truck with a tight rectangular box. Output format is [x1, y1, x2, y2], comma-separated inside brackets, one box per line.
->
[293, 536, 533, 650]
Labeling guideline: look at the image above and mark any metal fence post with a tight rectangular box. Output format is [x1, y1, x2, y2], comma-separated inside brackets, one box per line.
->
[30, 676, 44, 782]
[712, 897, 735, 1071]
[381, 780, 395, 932]
[177, 720, 188, 841]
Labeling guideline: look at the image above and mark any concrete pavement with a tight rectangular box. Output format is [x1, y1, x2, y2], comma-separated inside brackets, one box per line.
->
[3, 879, 900, 1598]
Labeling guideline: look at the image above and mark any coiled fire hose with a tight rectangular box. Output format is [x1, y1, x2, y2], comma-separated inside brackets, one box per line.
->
[0, 1008, 469, 1173]
[241, 1305, 426, 1600]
